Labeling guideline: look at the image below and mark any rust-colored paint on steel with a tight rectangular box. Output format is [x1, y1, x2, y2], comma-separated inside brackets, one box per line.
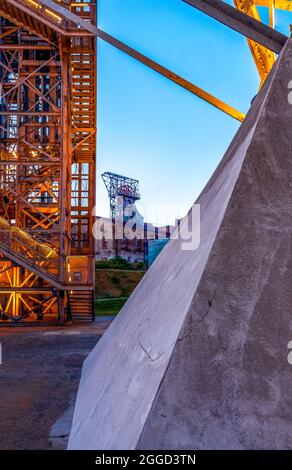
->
[0, 0, 96, 324]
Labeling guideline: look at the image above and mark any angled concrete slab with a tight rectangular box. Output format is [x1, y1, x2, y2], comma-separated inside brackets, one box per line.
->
[69, 39, 292, 450]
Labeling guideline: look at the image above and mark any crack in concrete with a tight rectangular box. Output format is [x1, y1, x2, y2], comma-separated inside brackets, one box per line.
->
[198, 289, 217, 323]
[139, 341, 167, 363]
[137, 318, 150, 329]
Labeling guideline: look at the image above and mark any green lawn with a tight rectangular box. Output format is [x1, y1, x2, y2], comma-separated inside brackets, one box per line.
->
[95, 297, 128, 317]
[94, 259, 147, 317]
[95, 269, 145, 299]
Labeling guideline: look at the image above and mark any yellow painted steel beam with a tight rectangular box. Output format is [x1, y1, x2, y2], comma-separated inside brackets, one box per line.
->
[234, 1, 292, 85]
[234, 1, 276, 85]
[97, 30, 245, 122]
[255, 0, 292, 10]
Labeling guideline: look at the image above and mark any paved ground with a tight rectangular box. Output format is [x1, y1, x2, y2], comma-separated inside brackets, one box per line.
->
[0, 318, 113, 450]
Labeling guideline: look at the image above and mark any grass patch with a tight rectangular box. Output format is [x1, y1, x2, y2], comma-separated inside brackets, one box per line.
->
[96, 269, 145, 299]
[95, 259, 146, 316]
[95, 297, 127, 317]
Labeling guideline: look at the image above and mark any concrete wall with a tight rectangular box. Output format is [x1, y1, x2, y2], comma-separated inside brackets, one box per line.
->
[69, 40, 292, 450]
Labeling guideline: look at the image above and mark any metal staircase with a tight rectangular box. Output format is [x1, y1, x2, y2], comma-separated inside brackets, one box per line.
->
[0, 216, 60, 286]
[0, 216, 95, 322]
[67, 291, 94, 323]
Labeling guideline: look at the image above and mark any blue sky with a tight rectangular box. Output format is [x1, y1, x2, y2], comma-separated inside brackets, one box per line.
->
[97, 0, 292, 225]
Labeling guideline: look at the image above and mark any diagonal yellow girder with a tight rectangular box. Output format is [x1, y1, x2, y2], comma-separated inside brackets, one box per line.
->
[6, 0, 245, 121]
[234, 1, 292, 86]
[234, 0, 276, 86]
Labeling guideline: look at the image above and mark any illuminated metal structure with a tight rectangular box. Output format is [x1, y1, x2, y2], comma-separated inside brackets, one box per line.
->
[0, 0, 97, 323]
[0, 0, 289, 324]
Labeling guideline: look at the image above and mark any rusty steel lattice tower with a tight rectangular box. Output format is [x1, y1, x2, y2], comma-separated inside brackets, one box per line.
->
[0, 1, 97, 323]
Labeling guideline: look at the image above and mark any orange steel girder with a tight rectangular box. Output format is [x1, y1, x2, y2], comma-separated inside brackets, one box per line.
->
[0, 1, 96, 323]
[234, 0, 292, 86]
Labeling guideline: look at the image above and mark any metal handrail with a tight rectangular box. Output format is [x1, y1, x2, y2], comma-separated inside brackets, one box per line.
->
[0, 217, 60, 277]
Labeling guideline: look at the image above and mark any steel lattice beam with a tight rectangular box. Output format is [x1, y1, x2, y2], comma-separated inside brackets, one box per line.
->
[0, 1, 97, 323]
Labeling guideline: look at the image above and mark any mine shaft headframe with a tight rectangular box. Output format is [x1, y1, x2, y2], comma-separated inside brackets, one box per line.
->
[102, 172, 141, 220]
[183, 0, 289, 88]
[102, 172, 141, 200]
